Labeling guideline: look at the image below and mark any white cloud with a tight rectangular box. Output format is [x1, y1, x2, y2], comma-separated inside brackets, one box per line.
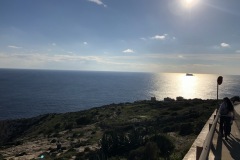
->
[221, 43, 230, 48]
[88, 0, 107, 7]
[123, 49, 134, 53]
[151, 34, 167, 40]
[83, 42, 88, 45]
[8, 45, 22, 49]
[140, 37, 146, 41]
[178, 55, 183, 58]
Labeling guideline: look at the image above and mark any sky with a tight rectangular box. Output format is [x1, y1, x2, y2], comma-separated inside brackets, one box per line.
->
[0, 0, 240, 75]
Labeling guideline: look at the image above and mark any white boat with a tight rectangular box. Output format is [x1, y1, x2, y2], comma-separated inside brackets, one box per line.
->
[186, 73, 193, 76]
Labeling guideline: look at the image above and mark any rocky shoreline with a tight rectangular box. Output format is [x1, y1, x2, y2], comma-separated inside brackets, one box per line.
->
[0, 98, 218, 160]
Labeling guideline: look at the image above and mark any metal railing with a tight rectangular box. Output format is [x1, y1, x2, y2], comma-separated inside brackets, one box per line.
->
[198, 110, 220, 160]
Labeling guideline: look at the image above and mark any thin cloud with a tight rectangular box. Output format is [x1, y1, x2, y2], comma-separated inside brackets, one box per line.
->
[0, 53, 104, 63]
[151, 34, 168, 40]
[88, 0, 107, 7]
[221, 42, 230, 48]
[8, 45, 22, 49]
[178, 55, 184, 58]
[236, 50, 240, 53]
[52, 43, 56, 46]
[83, 42, 88, 45]
[123, 49, 134, 53]
[143, 53, 240, 62]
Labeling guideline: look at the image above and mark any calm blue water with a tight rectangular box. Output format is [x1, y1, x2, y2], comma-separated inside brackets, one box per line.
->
[0, 69, 239, 120]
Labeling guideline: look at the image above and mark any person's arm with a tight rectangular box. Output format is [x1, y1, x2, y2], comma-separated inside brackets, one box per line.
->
[219, 103, 223, 116]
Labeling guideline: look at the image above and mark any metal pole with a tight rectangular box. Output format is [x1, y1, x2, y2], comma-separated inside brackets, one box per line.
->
[217, 84, 219, 111]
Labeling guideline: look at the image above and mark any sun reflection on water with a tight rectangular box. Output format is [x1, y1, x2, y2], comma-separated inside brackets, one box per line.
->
[151, 73, 217, 100]
[179, 75, 198, 98]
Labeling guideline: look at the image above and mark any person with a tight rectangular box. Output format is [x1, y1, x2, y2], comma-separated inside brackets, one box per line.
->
[225, 98, 234, 139]
[219, 97, 228, 138]
[219, 97, 234, 140]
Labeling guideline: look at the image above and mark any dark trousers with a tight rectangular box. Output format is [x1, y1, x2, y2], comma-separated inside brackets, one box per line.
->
[219, 116, 226, 135]
[219, 116, 231, 136]
[224, 117, 232, 136]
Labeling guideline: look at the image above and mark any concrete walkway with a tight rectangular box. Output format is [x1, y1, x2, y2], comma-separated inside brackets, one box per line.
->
[210, 103, 240, 160]
[234, 103, 240, 130]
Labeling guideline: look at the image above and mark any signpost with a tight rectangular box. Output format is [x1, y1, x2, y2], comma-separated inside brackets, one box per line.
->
[217, 76, 223, 100]
[217, 76, 223, 110]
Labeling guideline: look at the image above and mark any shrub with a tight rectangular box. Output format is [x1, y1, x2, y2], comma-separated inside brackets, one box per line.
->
[162, 126, 177, 133]
[101, 128, 145, 157]
[84, 147, 91, 152]
[151, 134, 175, 158]
[0, 154, 4, 160]
[65, 123, 73, 131]
[54, 123, 61, 130]
[161, 111, 170, 115]
[101, 130, 127, 156]
[194, 121, 205, 134]
[145, 142, 159, 160]
[76, 116, 91, 125]
[128, 142, 160, 160]
[169, 153, 183, 160]
[50, 139, 57, 143]
[128, 146, 145, 160]
[52, 133, 60, 138]
[179, 123, 194, 136]
[171, 112, 178, 116]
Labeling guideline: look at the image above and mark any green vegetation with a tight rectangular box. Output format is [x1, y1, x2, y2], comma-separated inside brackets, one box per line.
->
[0, 99, 218, 160]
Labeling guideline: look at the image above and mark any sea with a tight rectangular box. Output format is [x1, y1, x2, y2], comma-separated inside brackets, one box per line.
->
[0, 69, 239, 120]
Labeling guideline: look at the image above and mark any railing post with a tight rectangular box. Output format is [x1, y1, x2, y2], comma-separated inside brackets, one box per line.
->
[196, 146, 203, 160]
[209, 123, 212, 131]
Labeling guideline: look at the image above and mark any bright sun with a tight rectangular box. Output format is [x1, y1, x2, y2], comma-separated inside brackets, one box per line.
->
[181, 0, 198, 9]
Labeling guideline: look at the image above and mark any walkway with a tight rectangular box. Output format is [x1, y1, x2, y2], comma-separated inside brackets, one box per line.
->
[210, 103, 240, 160]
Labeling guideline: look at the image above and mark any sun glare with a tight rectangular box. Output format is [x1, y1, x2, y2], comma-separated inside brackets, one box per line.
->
[181, 0, 198, 9]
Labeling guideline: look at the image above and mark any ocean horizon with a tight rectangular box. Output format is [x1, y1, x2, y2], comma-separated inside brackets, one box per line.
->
[0, 68, 239, 120]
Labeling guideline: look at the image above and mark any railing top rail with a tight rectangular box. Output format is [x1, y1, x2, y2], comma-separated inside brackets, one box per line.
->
[199, 110, 220, 160]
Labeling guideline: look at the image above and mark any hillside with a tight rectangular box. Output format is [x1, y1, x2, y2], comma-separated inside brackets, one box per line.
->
[0, 99, 218, 160]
